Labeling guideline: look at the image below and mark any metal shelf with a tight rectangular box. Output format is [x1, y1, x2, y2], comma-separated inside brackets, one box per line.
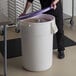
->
[0, 0, 25, 34]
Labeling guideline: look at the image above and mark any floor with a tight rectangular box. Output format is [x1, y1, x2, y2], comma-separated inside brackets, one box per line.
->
[0, 18, 76, 76]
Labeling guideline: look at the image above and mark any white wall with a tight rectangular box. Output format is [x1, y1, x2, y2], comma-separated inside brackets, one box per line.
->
[63, 0, 76, 16]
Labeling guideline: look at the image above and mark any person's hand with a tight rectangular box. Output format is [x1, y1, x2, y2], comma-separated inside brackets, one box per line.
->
[51, 0, 59, 10]
[51, 2, 57, 10]
[19, 12, 26, 17]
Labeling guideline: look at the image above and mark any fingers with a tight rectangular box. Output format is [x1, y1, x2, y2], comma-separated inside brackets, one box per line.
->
[51, 0, 59, 10]
[53, 0, 59, 5]
[19, 13, 25, 17]
[51, 2, 57, 10]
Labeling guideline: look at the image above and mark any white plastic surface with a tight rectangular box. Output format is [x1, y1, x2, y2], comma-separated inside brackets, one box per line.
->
[20, 14, 57, 71]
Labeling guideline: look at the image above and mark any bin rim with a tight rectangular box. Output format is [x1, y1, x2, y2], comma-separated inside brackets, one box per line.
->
[20, 14, 55, 24]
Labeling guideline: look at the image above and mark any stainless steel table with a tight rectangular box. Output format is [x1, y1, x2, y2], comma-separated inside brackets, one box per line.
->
[62, 0, 74, 26]
[0, 13, 11, 76]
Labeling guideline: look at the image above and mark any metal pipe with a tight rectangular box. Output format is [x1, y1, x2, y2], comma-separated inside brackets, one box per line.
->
[3, 25, 7, 76]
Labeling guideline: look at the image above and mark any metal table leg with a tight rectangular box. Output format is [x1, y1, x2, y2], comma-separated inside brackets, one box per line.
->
[70, 0, 74, 26]
[62, 0, 74, 27]
[3, 25, 7, 76]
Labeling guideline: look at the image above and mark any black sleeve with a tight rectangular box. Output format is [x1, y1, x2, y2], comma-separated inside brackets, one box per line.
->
[27, 0, 33, 3]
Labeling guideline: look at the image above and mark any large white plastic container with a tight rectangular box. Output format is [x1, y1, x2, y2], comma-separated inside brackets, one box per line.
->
[20, 14, 58, 71]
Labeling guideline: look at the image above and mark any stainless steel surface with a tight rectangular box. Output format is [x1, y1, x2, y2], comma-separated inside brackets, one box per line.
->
[8, 0, 24, 24]
[3, 24, 7, 76]
[32, 0, 41, 12]
[0, 13, 9, 76]
[0, 13, 11, 25]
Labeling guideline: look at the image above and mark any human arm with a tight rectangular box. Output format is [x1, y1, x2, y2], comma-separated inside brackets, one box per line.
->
[20, 0, 33, 16]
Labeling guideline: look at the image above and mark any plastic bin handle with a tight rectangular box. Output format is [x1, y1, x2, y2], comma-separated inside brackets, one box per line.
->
[18, 7, 53, 20]
[50, 20, 58, 34]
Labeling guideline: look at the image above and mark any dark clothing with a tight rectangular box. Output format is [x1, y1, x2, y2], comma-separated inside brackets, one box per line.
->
[28, 0, 65, 51]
